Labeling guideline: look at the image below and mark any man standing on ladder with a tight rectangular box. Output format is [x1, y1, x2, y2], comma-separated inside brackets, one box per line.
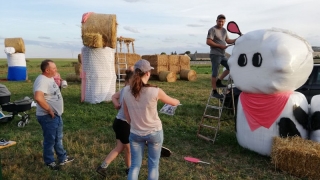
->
[206, 14, 237, 99]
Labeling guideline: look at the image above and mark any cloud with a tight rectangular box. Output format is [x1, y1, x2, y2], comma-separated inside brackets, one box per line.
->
[38, 36, 51, 40]
[162, 37, 176, 43]
[24, 39, 81, 51]
[123, 0, 143, 2]
[189, 34, 196, 37]
[123, 26, 140, 33]
[187, 24, 204, 27]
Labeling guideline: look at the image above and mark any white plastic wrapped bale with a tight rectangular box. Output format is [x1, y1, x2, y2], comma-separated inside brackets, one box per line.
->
[6, 53, 27, 81]
[228, 28, 314, 156]
[81, 46, 116, 104]
[310, 95, 320, 142]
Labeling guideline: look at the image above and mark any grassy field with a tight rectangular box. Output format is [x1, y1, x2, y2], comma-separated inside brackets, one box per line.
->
[0, 59, 302, 180]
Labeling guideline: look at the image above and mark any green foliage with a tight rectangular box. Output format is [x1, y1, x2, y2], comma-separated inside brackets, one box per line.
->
[314, 55, 320, 59]
[0, 59, 301, 179]
[185, 51, 191, 54]
[161, 52, 166, 55]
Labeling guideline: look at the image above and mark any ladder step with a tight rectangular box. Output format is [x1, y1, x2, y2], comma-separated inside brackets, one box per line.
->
[197, 134, 214, 142]
[206, 105, 222, 110]
[200, 124, 217, 129]
[203, 115, 219, 119]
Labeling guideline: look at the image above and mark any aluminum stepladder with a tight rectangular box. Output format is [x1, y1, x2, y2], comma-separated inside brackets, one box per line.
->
[197, 76, 235, 143]
[115, 41, 128, 91]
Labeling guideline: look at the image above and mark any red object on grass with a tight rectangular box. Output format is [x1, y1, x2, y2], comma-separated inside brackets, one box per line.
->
[184, 157, 210, 164]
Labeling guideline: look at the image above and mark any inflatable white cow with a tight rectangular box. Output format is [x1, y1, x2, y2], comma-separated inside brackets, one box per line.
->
[228, 28, 314, 156]
[310, 95, 320, 141]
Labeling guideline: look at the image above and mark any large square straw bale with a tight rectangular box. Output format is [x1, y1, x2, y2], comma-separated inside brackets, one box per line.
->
[82, 33, 103, 48]
[271, 136, 320, 179]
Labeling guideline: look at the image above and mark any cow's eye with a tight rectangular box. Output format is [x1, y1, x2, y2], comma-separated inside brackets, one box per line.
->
[238, 54, 247, 67]
[252, 53, 263, 67]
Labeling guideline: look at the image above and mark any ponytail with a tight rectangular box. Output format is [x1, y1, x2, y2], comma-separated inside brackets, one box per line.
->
[130, 68, 157, 98]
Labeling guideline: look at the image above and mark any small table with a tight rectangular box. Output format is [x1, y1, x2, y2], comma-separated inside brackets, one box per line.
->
[0, 141, 16, 180]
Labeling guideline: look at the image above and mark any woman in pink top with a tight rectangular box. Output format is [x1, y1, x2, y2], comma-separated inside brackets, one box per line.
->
[123, 59, 180, 180]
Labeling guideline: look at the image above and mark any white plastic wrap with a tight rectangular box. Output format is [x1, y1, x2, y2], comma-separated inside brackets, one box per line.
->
[310, 95, 320, 142]
[6, 53, 26, 67]
[4, 47, 15, 54]
[81, 46, 116, 104]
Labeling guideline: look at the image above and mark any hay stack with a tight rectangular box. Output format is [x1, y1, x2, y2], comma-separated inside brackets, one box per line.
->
[115, 53, 141, 74]
[271, 136, 320, 179]
[180, 55, 190, 70]
[168, 55, 180, 74]
[4, 38, 25, 53]
[66, 73, 81, 82]
[78, 54, 82, 63]
[180, 69, 197, 81]
[81, 13, 117, 48]
[159, 71, 176, 82]
[75, 63, 82, 75]
[142, 55, 169, 75]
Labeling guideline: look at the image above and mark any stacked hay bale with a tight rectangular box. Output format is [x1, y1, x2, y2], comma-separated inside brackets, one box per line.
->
[4, 38, 27, 81]
[66, 54, 82, 82]
[142, 54, 194, 82]
[142, 55, 169, 75]
[115, 53, 140, 74]
[81, 12, 117, 104]
[271, 136, 320, 179]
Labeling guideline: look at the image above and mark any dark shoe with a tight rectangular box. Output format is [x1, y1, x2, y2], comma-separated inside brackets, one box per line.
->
[212, 92, 224, 99]
[59, 156, 74, 165]
[96, 166, 107, 177]
[47, 162, 59, 170]
[216, 79, 226, 88]
[125, 168, 129, 175]
[160, 146, 172, 157]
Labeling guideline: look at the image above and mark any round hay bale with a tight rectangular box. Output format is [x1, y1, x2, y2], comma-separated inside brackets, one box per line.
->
[180, 69, 197, 81]
[4, 38, 25, 53]
[66, 74, 81, 82]
[159, 71, 176, 82]
[78, 54, 82, 63]
[81, 13, 117, 48]
[75, 63, 82, 75]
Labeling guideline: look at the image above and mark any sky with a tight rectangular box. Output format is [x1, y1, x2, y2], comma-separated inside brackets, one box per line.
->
[1, 0, 320, 58]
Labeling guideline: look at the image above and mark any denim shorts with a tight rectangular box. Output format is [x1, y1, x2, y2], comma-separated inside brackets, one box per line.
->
[210, 54, 229, 77]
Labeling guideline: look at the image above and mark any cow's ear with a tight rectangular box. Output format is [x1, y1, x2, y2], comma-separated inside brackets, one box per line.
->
[310, 111, 320, 131]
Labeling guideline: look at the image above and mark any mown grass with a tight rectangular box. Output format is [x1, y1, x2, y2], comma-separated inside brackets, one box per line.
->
[0, 59, 302, 180]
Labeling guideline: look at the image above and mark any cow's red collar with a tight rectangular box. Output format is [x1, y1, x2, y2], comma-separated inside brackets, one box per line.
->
[240, 91, 292, 131]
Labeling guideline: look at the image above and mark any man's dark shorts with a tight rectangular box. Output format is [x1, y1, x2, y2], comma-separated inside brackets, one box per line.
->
[210, 54, 229, 77]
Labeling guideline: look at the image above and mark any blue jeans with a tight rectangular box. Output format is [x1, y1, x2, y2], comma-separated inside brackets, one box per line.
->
[128, 130, 163, 180]
[210, 54, 229, 77]
[37, 114, 67, 164]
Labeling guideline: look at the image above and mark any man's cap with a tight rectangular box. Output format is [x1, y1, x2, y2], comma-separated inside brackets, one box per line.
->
[134, 59, 154, 73]
[217, 14, 226, 20]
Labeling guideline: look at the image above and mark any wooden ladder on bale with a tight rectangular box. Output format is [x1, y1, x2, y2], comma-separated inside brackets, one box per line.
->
[197, 76, 235, 143]
[116, 40, 128, 91]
